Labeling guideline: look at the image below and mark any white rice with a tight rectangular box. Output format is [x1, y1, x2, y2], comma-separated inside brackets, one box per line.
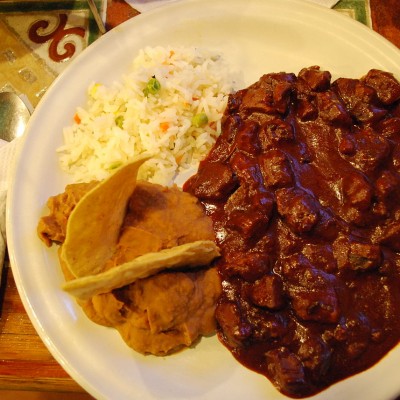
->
[57, 46, 239, 185]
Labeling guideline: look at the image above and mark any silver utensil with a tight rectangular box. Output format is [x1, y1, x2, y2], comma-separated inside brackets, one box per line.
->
[87, 0, 106, 34]
[0, 92, 31, 142]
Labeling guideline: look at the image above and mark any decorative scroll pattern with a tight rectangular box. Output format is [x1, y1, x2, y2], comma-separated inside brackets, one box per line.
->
[28, 13, 85, 62]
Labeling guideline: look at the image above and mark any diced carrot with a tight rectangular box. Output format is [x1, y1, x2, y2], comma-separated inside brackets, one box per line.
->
[74, 113, 81, 124]
[175, 154, 183, 164]
[163, 51, 175, 65]
[160, 122, 169, 132]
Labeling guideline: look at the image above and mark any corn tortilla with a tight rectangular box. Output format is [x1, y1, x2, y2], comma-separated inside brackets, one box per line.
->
[62, 240, 220, 300]
[60, 154, 151, 278]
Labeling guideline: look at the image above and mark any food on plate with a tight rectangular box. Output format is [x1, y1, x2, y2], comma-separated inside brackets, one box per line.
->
[38, 158, 221, 355]
[184, 66, 400, 397]
[57, 46, 238, 185]
[62, 241, 220, 300]
[61, 154, 151, 277]
[81, 266, 221, 355]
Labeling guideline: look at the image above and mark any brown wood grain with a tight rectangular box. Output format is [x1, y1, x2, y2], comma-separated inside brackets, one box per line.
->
[370, 0, 400, 48]
[0, 267, 93, 397]
[106, 0, 140, 31]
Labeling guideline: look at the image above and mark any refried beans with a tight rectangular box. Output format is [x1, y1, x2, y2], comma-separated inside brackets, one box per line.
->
[38, 181, 221, 355]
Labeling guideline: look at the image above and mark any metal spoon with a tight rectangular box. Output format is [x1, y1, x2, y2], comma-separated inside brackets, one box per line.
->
[0, 92, 31, 142]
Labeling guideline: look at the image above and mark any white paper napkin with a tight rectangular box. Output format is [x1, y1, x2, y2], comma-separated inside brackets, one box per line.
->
[126, 0, 176, 13]
[0, 138, 19, 284]
[128, 0, 338, 13]
[303, 0, 339, 7]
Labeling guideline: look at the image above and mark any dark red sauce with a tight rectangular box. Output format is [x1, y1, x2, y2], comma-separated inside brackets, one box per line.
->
[183, 67, 400, 398]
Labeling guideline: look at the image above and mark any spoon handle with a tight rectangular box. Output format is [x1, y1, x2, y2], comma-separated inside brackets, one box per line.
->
[87, 0, 106, 34]
[0, 92, 31, 142]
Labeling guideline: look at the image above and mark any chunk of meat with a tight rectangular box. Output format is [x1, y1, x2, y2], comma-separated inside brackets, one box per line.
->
[265, 348, 308, 397]
[333, 313, 371, 359]
[316, 91, 352, 125]
[234, 119, 261, 154]
[332, 235, 382, 271]
[362, 69, 400, 105]
[224, 184, 248, 213]
[348, 242, 382, 271]
[393, 145, 400, 173]
[226, 90, 243, 114]
[222, 252, 271, 282]
[272, 80, 294, 114]
[344, 129, 390, 174]
[224, 185, 274, 219]
[375, 170, 399, 199]
[333, 78, 387, 123]
[296, 97, 318, 121]
[280, 254, 340, 323]
[248, 274, 285, 310]
[375, 117, 400, 138]
[276, 187, 320, 234]
[215, 300, 252, 347]
[374, 221, 400, 251]
[205, 114, 241, 163]
[295, 75, 318, 121]
[240, 83, 276, 115]
[259, 149, 293, 188]
[229, 151, 263, 187]
[338, 134, 357, 156]
[184, 161, 237, 200]
[259, 118, 295, 150]
[298, 66, 331, 91]
[251, 186, 275, 215]
[240, 72, 296, 115]
[297, 335, 332, 380]
[227, 209, 270, 241]
[248, 310, 289, 341]
[341, 172, 373, 213]
[302, 243, 337, 273]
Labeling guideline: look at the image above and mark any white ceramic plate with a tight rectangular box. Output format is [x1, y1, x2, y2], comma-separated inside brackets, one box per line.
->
[7, 0, 400, 399]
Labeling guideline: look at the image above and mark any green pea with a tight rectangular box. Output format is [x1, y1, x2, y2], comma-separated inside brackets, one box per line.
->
[191, 112, 208, 128]
[109, 161, 122, 170]
[115, 115, 124, 128]
[143, 76, 161, 97]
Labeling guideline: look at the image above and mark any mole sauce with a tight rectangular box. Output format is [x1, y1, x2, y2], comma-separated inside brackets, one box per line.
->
[183, 67, 400, 398]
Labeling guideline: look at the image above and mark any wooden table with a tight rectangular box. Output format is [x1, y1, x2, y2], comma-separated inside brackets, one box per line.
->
[0, 265, 94, 399]
[1, 1, 400, 399]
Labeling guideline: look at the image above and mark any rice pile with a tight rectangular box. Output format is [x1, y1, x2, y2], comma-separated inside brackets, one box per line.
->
[57, 46, 238, 185]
